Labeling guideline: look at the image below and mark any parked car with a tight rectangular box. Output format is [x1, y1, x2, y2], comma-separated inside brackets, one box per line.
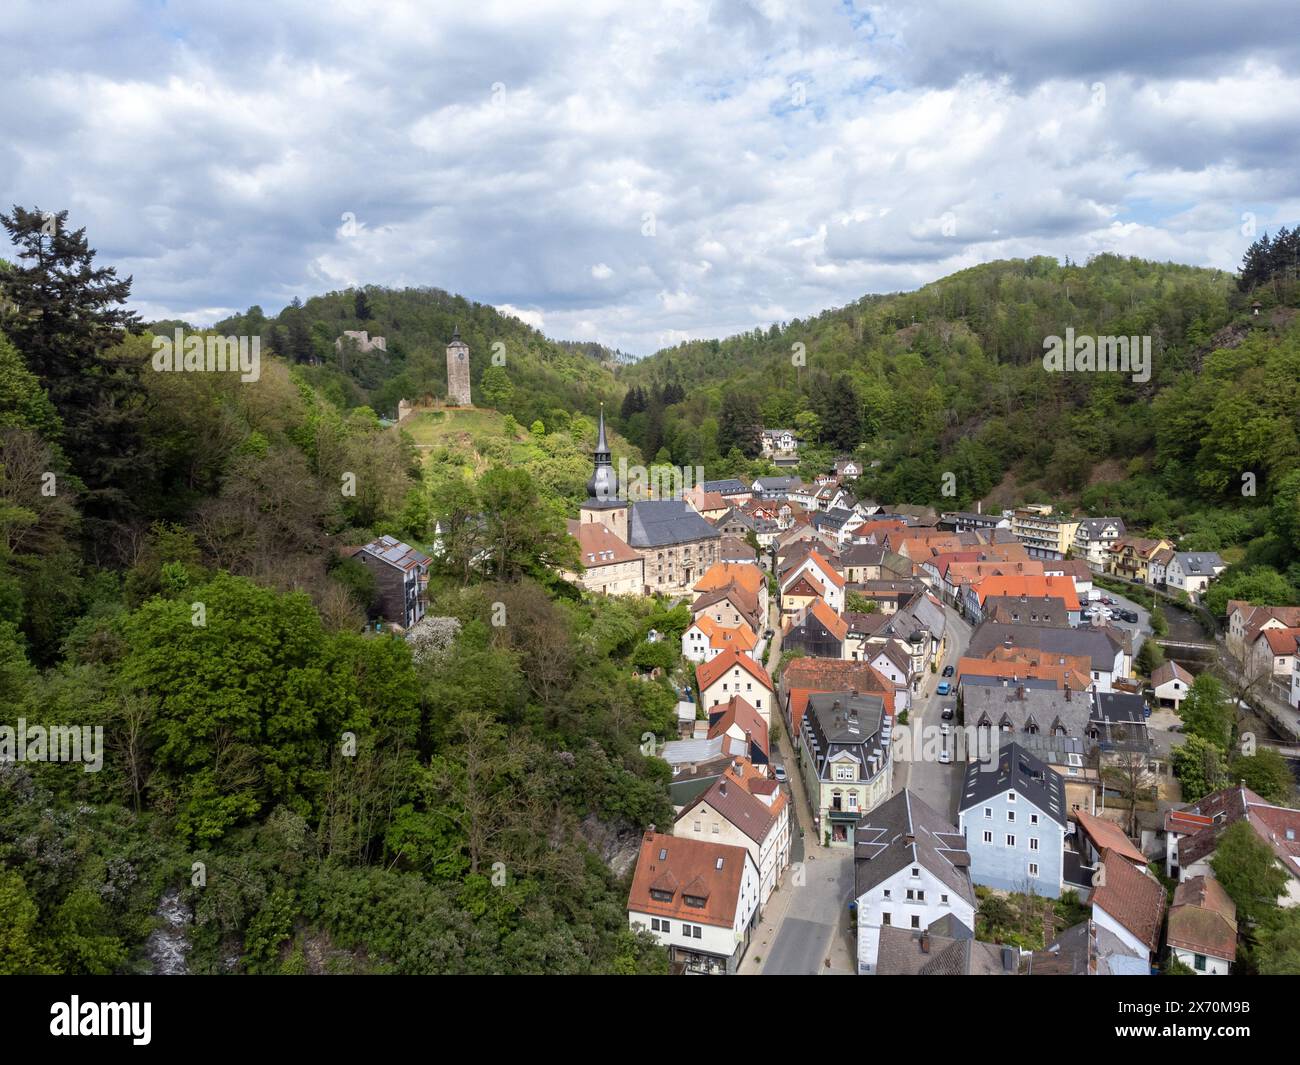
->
[772, 764, 787, 782]
[942, 665, 955, 677]
[763, 629, 774, 639]
[937, 681, 951, 696]
[938, 748, 952, 765]
[941, 706, 955, 721]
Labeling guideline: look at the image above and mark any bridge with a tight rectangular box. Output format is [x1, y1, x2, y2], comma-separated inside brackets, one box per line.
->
[1155, 638, 1216, 653]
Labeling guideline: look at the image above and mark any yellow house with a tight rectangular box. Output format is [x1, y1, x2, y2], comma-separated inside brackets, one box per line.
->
[1106, 536, 1173, 583]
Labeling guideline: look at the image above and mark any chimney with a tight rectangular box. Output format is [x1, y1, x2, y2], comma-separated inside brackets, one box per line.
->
[919, 934, 931, 954]
[1018, 685, 1025, 701]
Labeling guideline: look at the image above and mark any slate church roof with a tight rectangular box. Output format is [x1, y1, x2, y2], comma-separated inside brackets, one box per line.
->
[628, 500, 721, 548]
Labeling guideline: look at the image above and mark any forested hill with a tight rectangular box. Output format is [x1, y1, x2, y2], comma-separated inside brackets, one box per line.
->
[614, 255, 1299, 546]
[196, 285, 624, 427]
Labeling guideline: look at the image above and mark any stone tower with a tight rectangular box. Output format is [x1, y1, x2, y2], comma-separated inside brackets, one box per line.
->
[446, 328, 472, 406]
[580, 405, 629, 542]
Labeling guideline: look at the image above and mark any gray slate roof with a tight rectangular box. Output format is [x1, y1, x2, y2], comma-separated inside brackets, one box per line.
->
[702, 479, 749, 495]
[1075, 517, 1126, 539]
[1172, 551, 1224, 576]
[967, 621, 1122, 673]
[962, 684, 1092, 737]
[628, 500, 721, 548]
[854, 790, 974, 905]
[876, 922, 1010, 976]
[959, 742, 1067, 826]
[804, 692, 889, 784]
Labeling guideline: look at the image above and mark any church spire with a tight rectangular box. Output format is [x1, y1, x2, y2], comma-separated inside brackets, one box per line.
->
[586, 404, 618, 502]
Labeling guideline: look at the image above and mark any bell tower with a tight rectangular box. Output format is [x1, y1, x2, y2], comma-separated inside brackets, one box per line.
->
[446, 328, 472, 406]
[580, 405, 629, 541]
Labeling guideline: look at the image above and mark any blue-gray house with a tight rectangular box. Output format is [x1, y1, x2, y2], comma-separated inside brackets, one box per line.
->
[957, 742, 1067, 898]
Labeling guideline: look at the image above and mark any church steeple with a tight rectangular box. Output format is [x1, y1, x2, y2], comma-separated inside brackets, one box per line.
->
[586, 403, 618, 502]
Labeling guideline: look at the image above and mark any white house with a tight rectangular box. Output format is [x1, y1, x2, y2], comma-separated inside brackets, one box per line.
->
[853, 790, 976, 974]
[1165, 552, 1226, 599]
[673, 759, 790, 908]
[1072, 518, 1126, 573]
[681, 616, 759, 664]
[1089, 850, 1166, 966]
[1167, 876, 1237, 975]
[1146, 546, 1173, 589]
[780, 551, 845, 614]
[627, 831, 761, 975]
[696, 650, 775, 727]
[1151, 660, 1195, 709]
[864, 641, 913, 716]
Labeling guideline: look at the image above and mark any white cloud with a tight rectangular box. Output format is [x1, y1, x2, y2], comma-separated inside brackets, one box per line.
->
[495, 303, 546, 330]
[0, 0, 1291, 355]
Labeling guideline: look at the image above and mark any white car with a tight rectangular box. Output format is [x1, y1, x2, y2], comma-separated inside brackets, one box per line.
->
[938, 748, 952, 764]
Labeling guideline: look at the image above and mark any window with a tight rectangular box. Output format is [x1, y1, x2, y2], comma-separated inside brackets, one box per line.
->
[693, 821, 701, 833]
[906, 889, 915, 901]
[1006, 835, 1016, 847]
[1006, 810, 1015, 823]
[1028, 862, 1039, 878]
[983, 831, 993, 844]
[941, 894, 949, 904]
[911, 867, 920, 878]
[1030, 814, 1039, 825]
[1007, 792, 1016, 803]
[1029, 837, 1039, 852]
[1194, 954, 1207, 972]
[883, 889, 891, 899]
[910, 916, 920, 929]
[711, 824, 720, 835]
[882, 912, 891, 926]
[984, 807, 992, 819]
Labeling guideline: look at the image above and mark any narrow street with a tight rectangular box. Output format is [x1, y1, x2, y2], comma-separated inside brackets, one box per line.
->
[892, 600, 970, 822]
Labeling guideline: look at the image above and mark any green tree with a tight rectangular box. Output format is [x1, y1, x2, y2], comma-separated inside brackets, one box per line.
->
[1178, 674, 1233, 750]
[479, 365, 515, 410]
[1230, 748, 1295, 805]
[1211, 820, 1287, 928]
[1171, 733, 1229, 802]
[0, 206, 145, 525]
[477, 467, 577, 582]
[0, 869, 52, 975]
[1256, 907, 1300, 974]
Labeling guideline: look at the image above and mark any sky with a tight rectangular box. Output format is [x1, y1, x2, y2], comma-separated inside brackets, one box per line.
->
[3, 0, 1299, 355]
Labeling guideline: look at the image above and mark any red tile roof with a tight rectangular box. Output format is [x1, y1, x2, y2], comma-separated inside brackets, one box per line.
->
[1076, 809, 1147, 866]
[1167, 876, 1237, 961]
[706, 696, 769, 760]
[1089, 850, 1166, 953]
[627, 832, 752, 929]
[696, 649, 773, 694]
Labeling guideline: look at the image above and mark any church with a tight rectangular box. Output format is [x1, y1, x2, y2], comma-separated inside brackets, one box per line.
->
[566, 408, 721, 596]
